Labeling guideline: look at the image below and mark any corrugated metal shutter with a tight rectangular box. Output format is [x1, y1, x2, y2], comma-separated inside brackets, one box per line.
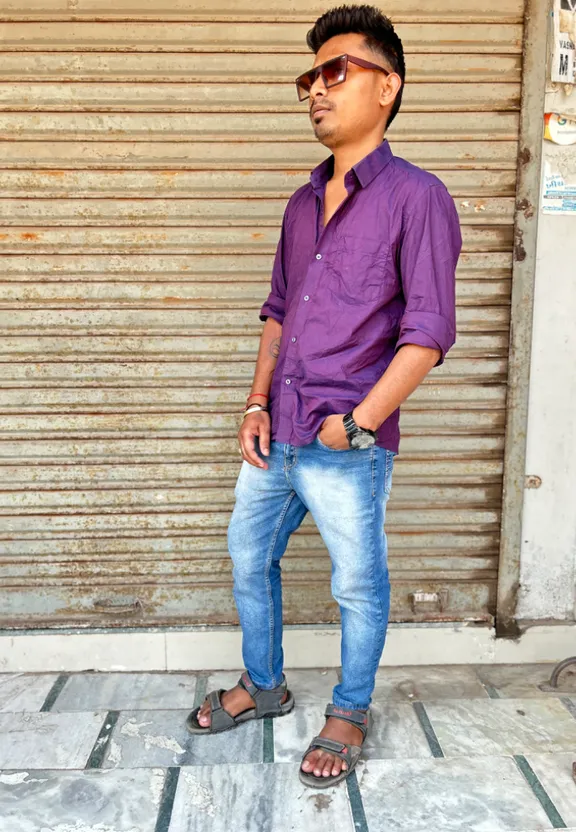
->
[0, 0, 523, 628]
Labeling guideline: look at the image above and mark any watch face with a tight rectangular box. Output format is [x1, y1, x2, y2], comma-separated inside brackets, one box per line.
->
[351, 431, 376, 449]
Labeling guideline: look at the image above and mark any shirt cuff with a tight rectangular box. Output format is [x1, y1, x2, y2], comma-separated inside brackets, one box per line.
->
[395, 310, 455, 366]
[259, 298, 285, 324]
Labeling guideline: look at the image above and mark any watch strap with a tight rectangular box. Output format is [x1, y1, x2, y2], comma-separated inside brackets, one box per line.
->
[343, 410, 377, 443]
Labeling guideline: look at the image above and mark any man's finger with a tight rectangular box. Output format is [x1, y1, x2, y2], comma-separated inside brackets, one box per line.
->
[240, 430, 266, 469]
[258, 423, 271, 456]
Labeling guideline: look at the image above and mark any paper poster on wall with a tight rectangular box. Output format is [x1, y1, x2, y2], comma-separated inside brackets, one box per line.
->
[552, 0, 576, 84]
[542, 160, 576, 214]
[544, 112, 576, 144]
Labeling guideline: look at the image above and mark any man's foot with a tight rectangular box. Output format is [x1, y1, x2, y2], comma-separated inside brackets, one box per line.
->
[300, 713, 366, 779]
[197, 683, 289, 727]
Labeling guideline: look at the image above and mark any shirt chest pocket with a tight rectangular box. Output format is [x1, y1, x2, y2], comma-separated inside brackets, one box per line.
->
[324, 233, 393, 305]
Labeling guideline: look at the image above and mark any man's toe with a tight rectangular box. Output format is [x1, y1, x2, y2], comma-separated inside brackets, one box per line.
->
[313, 752, 326, 776]
[323, 755, 334, 776]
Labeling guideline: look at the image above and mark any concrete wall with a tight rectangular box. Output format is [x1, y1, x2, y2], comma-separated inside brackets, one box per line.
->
[518, 84, 576, 619]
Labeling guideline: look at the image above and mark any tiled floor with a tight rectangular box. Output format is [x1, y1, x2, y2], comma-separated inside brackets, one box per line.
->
[0, 664, 575, 831]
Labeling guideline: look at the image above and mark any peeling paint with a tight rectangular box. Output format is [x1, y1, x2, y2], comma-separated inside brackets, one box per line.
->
[181, 770, 216, 817]
[107, 739, 122, 766]
[120, 718, 153, 737]
[514, 227, 526, 262]
[142, 732, 185, 756]
[518, 146, 531, 165]
[119, 717, 185, 756]
[516, 197, 534, 220]
[0, 772, 48, 784]
[150, 768, 165, 807]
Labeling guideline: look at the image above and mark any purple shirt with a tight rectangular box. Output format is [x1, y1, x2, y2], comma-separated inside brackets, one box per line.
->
[259, 139, 462, 454]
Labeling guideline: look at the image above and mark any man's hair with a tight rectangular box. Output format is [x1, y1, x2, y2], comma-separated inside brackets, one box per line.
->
[306, 4, 405, 128]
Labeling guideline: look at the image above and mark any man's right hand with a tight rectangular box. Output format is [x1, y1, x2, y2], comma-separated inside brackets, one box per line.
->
[238, 410, 271, 469]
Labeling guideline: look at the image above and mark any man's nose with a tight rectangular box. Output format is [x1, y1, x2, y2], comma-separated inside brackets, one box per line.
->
[309, 74, 327, 100]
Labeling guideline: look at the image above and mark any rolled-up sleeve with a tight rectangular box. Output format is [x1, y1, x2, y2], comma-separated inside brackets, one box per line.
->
[395, 183, 462, 365]
[259, 206, 289, 324]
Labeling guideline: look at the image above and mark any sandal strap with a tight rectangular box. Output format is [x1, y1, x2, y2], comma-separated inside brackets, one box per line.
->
[303, 735, 354, 767]
[237, 670, 261, 699]
[324, 703, 370, 740]
[207, 689, 237, 732]
[237, 669, 288, 718]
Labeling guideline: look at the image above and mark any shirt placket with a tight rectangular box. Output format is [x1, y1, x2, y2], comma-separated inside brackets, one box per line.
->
[278, 175, 357, 442]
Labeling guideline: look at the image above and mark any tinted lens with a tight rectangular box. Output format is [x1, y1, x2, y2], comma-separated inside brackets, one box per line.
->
[295, 55, 347, 101]
[322, 56, 347, 87]
[296, 68, 318, 101]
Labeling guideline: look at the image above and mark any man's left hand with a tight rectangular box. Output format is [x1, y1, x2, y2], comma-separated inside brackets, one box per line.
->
[317, 413, 349, 450]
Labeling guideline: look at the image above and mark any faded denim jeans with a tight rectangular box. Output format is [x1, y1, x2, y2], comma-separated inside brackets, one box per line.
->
[227, 436, 394, 711]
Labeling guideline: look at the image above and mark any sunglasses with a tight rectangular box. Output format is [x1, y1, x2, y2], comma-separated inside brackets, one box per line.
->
[295, 53, 390, 102]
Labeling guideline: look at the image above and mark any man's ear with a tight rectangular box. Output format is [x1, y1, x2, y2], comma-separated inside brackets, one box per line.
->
[380, 73, 402, 108]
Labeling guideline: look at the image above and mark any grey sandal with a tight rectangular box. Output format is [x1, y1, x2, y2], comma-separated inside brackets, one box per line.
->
[185, 669, 294, 735]
[299, 703, 373, 789]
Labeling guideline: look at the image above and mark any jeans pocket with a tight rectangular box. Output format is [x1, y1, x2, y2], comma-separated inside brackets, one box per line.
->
[317, 432, 344, 451]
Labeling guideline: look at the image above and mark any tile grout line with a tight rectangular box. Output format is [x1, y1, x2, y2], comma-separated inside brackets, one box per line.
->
[262, 718, 274, 763]
[85, 710, 120, 770]
[412, 702, 444, 758]
[346, 769, 370, 832]
[482, 683, 502, 699]
[560, 696, 576, 721]
[154, 767, 180, 832]
[39, 673, 70, 712]
[513, 755, 567, 829]
[192, 675, 208, 710]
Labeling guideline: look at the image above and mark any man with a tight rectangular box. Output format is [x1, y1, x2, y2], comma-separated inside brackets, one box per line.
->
[186, 4, 461, 789]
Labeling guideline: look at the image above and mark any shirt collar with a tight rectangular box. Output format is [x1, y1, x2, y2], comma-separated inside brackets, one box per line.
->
[310, 139, 393, 193]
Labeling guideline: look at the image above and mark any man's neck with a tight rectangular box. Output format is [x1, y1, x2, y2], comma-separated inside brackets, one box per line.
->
[330, 135, 385, 182]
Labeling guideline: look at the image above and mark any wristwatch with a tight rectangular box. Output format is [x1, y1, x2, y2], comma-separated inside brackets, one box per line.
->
[342, 410, 377, 449]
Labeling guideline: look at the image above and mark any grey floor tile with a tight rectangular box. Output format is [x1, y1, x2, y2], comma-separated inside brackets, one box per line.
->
[202, 668, 339, 705]
[0, 712, 106, 769]
[373, 665, 489, 701]
[202, 670, 244, 693]
[54, 672, 198, 711]
[168, 763, 355, 832]
[358, 756, 554, 831]
[103, 709, 262, 768]
[425, 698, 576, 757]
[0, 767, 164, 832]
[475, 663, 576, 697]
[0, 674, 59, 713]
[285, 668, 340, 703]
[274, 701, 431, 763]
[524, 753, 576, 825]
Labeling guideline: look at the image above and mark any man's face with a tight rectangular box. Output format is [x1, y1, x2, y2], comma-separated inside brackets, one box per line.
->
[306, 32, 395, 148]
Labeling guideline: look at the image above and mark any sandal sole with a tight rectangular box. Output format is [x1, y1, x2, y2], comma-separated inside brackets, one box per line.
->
[185, 690, 295, 735]
[298, 748, 361, 789]
[298, 764, 356, 789]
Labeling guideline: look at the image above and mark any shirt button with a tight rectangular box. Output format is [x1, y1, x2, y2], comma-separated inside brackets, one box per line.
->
[304, 295, 310, 301]
[285, 379, 291, 385]
[291, 337, 296, 342]
[316, 253, 322, 260]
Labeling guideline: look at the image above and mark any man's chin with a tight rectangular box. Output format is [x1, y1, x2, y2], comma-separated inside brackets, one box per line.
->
[313, 124, 337, 146]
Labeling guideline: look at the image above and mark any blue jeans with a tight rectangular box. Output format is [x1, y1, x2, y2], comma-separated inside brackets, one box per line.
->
[227, 436, 394, 711]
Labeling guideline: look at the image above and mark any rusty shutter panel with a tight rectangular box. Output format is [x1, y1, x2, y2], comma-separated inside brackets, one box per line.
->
[0, 0, 524, 627]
